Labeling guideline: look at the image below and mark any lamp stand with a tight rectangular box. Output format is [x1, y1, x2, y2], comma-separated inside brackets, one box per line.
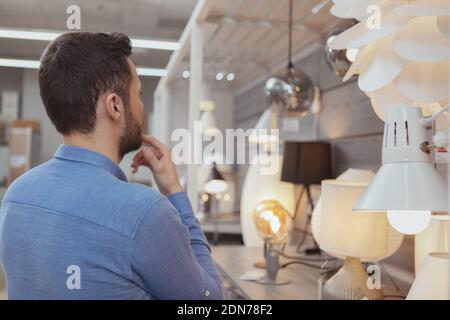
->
[300, 185, 321, 255]
[210, 196, 220, 245]
[253, 241, 287, 269]
[256, 240, 291, 285]
[322, 257, 383, 300]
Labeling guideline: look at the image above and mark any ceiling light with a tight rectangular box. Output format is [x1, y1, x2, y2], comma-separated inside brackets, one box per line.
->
[135, 67, 167, 77]
[0, 58, 40, 69]
[0, 28, 179, 51]
[226, 73, 235, 81]
[182, 70, 190, 79]
[215, 72, 224, 81]
[0, 58, 166, 77]
[130, 38, 179, 51]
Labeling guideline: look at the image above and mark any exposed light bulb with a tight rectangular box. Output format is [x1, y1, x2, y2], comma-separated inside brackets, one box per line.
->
[346, 48, 359, 63]
[182, 70, 190, 79]
[387, 210, 432, 235]
[226, 73, 235, 81]
[215, 72, 224, 81]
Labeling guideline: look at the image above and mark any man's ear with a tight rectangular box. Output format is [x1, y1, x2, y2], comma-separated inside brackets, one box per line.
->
[104, 92, 124, 122]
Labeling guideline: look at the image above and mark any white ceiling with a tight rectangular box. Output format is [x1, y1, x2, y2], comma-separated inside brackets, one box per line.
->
[0, 0, 198, 67]
[0, 0, 198, 111]
[167, 0, 340, 92]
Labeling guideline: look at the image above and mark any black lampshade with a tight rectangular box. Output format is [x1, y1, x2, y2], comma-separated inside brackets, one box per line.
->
[281, 142, 332, 185]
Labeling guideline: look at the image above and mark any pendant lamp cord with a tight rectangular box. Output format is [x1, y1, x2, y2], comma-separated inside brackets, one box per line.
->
[288, 0, 294, 70]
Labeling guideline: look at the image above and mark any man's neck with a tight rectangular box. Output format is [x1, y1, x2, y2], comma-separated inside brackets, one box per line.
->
[63, 133, 121, 164]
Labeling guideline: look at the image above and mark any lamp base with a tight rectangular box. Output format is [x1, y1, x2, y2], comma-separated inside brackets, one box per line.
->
[255, 276, 291, 286]
[322, 257, 383, 300]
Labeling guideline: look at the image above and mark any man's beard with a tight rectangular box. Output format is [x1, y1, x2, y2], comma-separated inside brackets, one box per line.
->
[119, 107, 142, 158]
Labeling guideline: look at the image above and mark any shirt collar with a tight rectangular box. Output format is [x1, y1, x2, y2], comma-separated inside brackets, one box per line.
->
[54, 144, 128, 182]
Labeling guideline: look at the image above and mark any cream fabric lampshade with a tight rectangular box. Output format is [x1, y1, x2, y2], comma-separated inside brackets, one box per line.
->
[407, 253, 449, 300]
[415, 215, 449, 273]
[312, 169, 403, 261]
[319, 180, 388, 259]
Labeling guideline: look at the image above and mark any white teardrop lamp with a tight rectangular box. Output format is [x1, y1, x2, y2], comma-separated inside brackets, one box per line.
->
[354, 106, 448, 235]
[248, 108, 279, 145]
[240, 153, 295, 247]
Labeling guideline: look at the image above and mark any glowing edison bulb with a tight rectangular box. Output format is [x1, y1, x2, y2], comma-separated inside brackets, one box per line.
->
[387, 210, 432, 235]
[253, 200, 293, 244]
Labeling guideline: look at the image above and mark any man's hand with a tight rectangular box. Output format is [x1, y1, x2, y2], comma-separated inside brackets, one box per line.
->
[131, 135, 183, 196]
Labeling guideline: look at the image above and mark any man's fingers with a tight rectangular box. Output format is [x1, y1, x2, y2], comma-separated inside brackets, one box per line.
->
[131, 149, 145, 168]
[144, 147, 160, 170]
[141, 135, 167, 157]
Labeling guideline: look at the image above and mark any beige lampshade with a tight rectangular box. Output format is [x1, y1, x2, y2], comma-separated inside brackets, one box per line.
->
[319, 180, 388, 259]
[407, 253, 449, 300]
[415, 215, 449, 273]
[311, 169, 404, 262]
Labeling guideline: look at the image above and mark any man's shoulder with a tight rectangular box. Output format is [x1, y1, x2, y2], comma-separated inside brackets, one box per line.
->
[3, 159, 167, 239]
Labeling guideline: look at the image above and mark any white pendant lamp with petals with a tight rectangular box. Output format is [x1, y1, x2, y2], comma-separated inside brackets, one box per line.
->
[329, 0, 450, 120]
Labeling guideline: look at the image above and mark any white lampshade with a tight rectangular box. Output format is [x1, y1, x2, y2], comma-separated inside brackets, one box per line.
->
[329, 12, 410, 50]
[319, 180, 388, 259]
[249, 109, 279, 144]
[204, 163, 228, 194]
[394, 60, 450, 103]
[355, 106, 448, 235]
[392, 0, 450, 17]
[415, 215, 449, 273]
[393, 16, 450, 63]
[311, 168, 403, 261]
[368, 82, 442, 121]
[357, 35, 405, 92]
[407, 253, 449, 300]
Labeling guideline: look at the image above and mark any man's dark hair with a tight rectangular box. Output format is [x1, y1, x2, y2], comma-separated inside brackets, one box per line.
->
[38, 32, 132, 134]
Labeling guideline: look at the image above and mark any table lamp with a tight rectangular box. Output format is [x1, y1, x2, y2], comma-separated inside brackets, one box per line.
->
[253, 200, 293, 285]
[407, 253, 449, 300]
[281, 142, 332, 254]
[415, 214, 449, 273]
[204, 162, 228, 194]
[320, 180, 388, 300]
[311, 168, 404, 262]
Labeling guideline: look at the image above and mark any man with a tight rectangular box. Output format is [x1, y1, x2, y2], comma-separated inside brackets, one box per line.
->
[0, 32, 223, 300]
